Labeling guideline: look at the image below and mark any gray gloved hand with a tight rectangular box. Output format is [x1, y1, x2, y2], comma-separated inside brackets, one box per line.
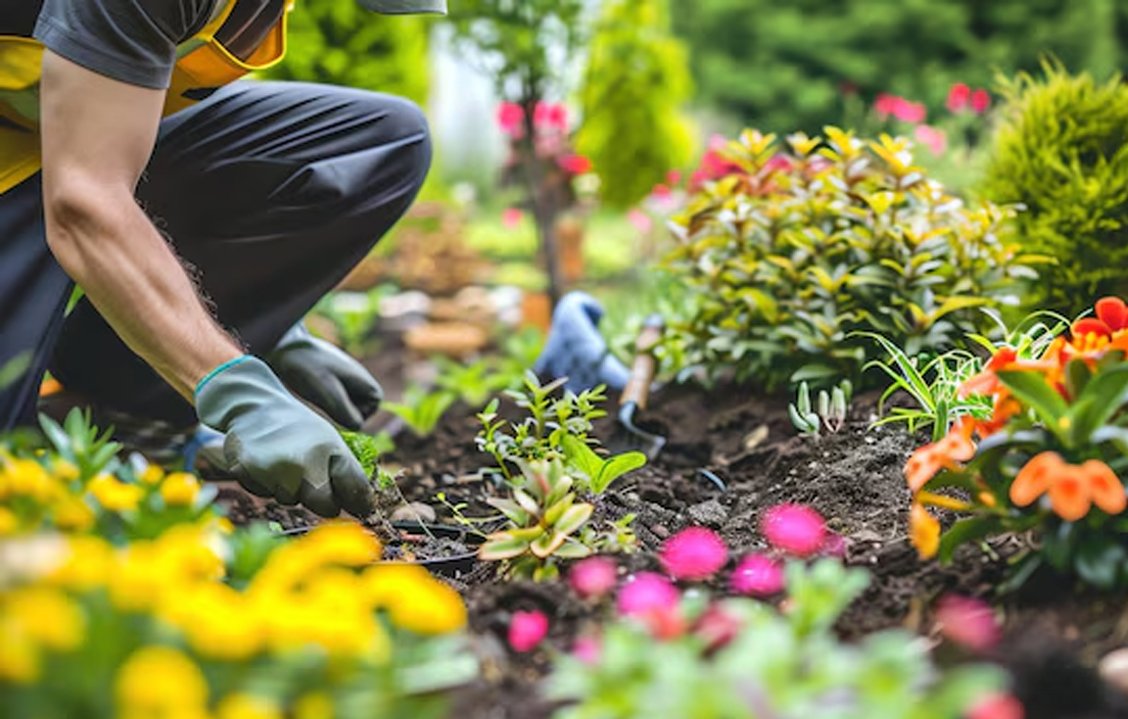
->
[195, 356, 376, 518]
[534, 292, 630, 393]
[268, 324, 383, 431]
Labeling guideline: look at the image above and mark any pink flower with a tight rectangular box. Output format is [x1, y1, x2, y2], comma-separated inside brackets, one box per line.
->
[568, 557, 618, 600]
[971, 89, 991, 114]
[694, 604, 742, 652]
[534, 102, 568, 132]
[760, 504, 826, 557]
[666, 169, 682, 186]
[651, 183, 673, 199]
[502, 207, 524, 230]
[914, 124, 948, 156]
[875, 94, 927, 124]
[967, 693, 1025, 719]
[617, 572, 679, 617]
[820, 532, 847, 558]
[497, 102, 525, 138]
[627, 209, 654, 234]
[764, 154, 794, 174]
[573, 636, 601, 665]
[660, 527, 728, 581]
[508, 610, 549, 653]
[558, 154, 593, 175]
[729, 554, 784, 597]
[947, 83, 971, 113]
[935, 595, 1001, 653]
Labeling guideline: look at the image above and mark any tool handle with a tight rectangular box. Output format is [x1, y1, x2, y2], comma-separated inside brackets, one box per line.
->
[620, 315, 664, 410]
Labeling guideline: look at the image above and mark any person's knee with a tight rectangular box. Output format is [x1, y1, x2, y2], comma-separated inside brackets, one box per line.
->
[380, 95, 432, 193]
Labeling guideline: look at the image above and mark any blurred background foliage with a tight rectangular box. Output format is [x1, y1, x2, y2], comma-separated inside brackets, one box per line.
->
[266, 0, 433, 104]
[671, 0, 1126, 134]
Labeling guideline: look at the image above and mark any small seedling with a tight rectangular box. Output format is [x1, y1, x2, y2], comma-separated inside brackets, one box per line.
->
[788, 380, 852, 437]
[384, 386, 457, 437]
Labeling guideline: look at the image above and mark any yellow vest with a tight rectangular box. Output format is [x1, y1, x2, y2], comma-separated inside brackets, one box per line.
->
[0, 0, 292, 195]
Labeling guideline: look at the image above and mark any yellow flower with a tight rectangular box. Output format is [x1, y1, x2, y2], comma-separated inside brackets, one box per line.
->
[88, 474, 143, 512]
[254, 522, 380, 592]
[2, 458, 60, 502]
[52, 459, 80, 483]
[0, 620, 39, 683]
[162, 583, 264, 661]
[48, 535, 114, 590]
[115, 646, 209, 718]
[161, 472, 201, 507]
[216, 693, 283, 719]
[361, 564, 467, 635]
[0, 507, 19, 535]
[53, 496, 96, 532]
[294, 693, 334, 719]
[110, 526, 224, 612]
[139, 465, 166, 486]
[5, 586, 85, 651]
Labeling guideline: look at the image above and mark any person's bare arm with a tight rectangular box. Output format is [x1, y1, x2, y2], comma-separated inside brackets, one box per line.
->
[38, 50, 242, 400]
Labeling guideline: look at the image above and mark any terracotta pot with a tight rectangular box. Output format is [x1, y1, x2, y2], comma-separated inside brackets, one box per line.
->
[521, 292, 553, 332]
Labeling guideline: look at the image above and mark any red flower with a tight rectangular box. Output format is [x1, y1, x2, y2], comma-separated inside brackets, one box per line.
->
[729, 554, 784, 597]
[558, 154, 593, 175]
[568, 557, 618, 600]
[497, 102, 525, 138]
[508, 610, 549, 653]
[935, 594, 1001, 652]
[947, 83, 971, 113]
[970, 89, 991, 114]
[914, 124, 948, 156]
[967, 693, 1025, 719]
[875, 94, 927, 124]
[665, 169, 682, 186]
[534, 102, 569, 132]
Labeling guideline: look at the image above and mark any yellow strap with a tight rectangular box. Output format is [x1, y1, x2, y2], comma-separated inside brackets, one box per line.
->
[0, 37, 45, 91]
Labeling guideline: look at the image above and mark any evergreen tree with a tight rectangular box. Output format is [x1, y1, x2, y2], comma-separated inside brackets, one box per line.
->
[576, 0, 694, 209]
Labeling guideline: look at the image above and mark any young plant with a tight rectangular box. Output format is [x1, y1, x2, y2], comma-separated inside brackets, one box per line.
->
[660, 128, 1040, 389]
[479, 460, 595, 581]
[384, 385, 457, 438]
[788, 380, 852, 438]
[908, 296, 1128, 590]
[340, 429, 396, 490]
[433, 357, 508, 409]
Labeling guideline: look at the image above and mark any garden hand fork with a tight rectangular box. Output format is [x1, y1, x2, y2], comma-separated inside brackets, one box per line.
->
[609, 314, 667, 460]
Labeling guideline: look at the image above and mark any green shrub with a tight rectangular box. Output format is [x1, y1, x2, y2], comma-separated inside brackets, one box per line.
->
[981, 63, 1128, 316]
[576, 0, 695, 209]
[661, 128, 1039, 389]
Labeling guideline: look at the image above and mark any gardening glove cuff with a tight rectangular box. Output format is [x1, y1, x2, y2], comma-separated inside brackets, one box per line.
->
[534, 291, 630, 393]
[195, 356, 376, 518]
[268, 323, 384, 430]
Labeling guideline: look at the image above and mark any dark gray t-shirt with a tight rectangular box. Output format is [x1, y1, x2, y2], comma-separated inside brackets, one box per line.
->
[4, 0, 219, 90]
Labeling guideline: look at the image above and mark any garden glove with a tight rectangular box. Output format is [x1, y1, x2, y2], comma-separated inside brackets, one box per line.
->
[195, 356, 377, 518]
[534, 291, 630, 393]
[268, 323, 383, 431]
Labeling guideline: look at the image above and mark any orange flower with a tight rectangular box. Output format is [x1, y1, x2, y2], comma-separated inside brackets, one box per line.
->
[959, 348, 1017, 399]
[976, 392, 1022, 436]
[904, 417, 977, 493]
[910, 503, 941, 559]
[1081, 460, 1128, 515]
[1071, 297, 1128, 341]
[1010, 452, 1126, 522]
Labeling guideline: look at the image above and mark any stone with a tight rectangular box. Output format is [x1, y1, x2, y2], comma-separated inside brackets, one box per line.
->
[391, 502, 437, 524]
[687, 499, 729, 528]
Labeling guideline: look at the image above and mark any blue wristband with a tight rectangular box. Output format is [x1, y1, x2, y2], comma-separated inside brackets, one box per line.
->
[195, 355, 252, 397]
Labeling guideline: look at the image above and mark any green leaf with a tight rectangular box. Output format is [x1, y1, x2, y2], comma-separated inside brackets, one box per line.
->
[1068, 364, 1128, 445]
[0, 352, 30, 390]
[997, 370, 1070, 442]
[938, 516, 1001, 563]
[1074, 537, 1126, 590]
[553, 539, 593, 559]
[530, 530, 568, 559]
[479, 534, 533, 561]
[594, 452, 647, 494]
[555, 502, 594, 537]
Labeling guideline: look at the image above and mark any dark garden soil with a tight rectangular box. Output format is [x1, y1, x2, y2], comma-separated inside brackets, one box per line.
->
[216, 378, 1128, 719]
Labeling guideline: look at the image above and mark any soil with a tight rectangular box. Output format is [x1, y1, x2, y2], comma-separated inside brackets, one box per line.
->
[214, 378, 1128, 719]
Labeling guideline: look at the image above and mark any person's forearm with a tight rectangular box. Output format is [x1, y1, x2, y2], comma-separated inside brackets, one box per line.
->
[43, 181, 243, 401]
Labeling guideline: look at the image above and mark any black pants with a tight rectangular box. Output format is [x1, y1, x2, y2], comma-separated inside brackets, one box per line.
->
[0, 81, 431, 430]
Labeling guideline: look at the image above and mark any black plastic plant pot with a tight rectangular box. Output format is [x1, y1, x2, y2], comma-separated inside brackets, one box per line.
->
[277, 520, 482, 578]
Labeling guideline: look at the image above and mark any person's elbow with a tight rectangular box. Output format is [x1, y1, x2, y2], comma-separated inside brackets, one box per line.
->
[42, 169, 130, 272]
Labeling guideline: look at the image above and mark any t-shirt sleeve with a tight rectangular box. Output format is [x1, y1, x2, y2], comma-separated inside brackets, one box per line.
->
[33, 0, 217, 90]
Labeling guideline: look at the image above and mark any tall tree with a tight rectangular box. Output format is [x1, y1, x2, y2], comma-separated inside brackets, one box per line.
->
[445, 0, 588, 306]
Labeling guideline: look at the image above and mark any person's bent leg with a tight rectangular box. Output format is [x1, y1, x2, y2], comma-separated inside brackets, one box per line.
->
[0, 176, 74, 431]
[49, 81, 431, 426]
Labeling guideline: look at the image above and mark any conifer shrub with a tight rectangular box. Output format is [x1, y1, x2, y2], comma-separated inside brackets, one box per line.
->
[982, 63, 1128, 316]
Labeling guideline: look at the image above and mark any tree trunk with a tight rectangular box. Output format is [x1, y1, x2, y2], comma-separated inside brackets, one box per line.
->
[518, 96, 564, 309]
